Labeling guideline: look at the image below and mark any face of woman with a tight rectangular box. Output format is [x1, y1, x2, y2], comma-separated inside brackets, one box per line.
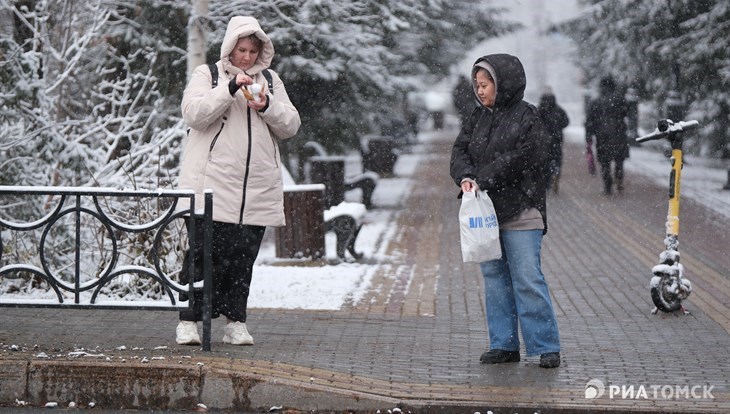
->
[230, 37, 260, 71]
[475, 69, 496, 108]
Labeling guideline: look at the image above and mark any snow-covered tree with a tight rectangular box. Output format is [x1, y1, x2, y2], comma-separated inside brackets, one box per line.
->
[187, 0, 209, 81]
[561, 0, 730, 157]
[1, 0, 515, 299]
[2, 0, 515, 190]
[0, 0, 187, 192]
[204, 0, 515, 156]
[1, 0, 190, 296]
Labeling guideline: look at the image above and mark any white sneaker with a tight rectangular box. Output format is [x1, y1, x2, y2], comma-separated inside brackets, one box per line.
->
[175, 321, 201, 345]
[223, 321, 254, 345]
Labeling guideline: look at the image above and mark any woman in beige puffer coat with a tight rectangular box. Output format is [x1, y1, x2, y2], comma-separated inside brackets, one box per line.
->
[175, 16, 300, 347]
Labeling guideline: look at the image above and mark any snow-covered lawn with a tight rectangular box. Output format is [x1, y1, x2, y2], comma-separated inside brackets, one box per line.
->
[249, 144, 422, 310]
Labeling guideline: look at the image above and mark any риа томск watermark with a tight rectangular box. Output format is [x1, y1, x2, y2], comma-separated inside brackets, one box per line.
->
[585, 379, 715, 400]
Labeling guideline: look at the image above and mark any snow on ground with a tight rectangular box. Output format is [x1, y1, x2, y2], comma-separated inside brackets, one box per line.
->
[6, 0, 728, 311]
[564, 125, 730, 220]
[248, 143, 423, 311]
[248, 0, 729, 312]
[250, 122, 729, 311]
[623, 143, 730, 220]
[2, 125, 725, 311]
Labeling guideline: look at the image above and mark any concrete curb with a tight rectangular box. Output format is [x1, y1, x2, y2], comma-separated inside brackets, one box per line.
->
[3, 355, 726, 413]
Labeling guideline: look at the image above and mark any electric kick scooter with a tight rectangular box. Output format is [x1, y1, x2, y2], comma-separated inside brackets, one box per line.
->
[636, 119, 700, 314]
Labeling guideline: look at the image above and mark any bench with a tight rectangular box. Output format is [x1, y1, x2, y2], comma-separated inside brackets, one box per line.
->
[300, 141, 379, 209]
[324, 201, 366, 260]
[275, 167, 364, 260]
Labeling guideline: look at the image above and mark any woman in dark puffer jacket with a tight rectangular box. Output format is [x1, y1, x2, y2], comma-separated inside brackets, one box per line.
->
[450, 53, 561, 368]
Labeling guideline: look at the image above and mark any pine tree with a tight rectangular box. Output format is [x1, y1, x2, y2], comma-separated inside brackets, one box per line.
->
[561, 0, 729, 157]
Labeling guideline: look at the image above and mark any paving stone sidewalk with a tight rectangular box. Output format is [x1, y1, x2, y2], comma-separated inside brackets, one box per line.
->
[1, 128, 728, 413]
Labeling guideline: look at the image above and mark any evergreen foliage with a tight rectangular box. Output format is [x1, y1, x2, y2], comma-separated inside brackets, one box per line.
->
[1, 0, 514, 191]
[560, 0, 730, 157]
[0, 1, 513, 296]
[207, 1, 516, 155]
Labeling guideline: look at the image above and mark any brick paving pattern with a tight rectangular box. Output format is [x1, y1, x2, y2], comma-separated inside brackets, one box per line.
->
[1, 128, 728, 413]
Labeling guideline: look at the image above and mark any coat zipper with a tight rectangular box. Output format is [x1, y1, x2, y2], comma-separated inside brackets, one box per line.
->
[239, 108, 253, 223]
[208, 120, 226, 155]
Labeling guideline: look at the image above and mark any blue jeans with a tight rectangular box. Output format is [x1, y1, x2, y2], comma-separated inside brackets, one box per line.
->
[479, 229, 560, 356]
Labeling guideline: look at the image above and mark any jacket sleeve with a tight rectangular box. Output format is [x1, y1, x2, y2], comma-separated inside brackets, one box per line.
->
[181, 64, 237, 131]
[584, 101, 596, 142]
[258, 70, 301, 140]
[449, 112, 477, 186]
[558, 106, 570, 130]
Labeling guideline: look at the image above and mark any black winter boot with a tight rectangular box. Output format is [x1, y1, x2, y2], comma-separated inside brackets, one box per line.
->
[539, 352, 561, 368]
[479, 349, 520, 364]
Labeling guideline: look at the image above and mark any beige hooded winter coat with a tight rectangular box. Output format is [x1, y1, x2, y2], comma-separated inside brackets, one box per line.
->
[178, 16, 301, 226]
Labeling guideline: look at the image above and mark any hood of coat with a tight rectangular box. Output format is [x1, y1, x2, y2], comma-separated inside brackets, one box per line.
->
[220, 16, 274, 76]
[471, 54, 526, 109]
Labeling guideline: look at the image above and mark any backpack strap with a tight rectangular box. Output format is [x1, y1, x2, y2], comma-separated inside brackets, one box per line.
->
[207, 63, 218, 88]
[262, 69, 273, 94]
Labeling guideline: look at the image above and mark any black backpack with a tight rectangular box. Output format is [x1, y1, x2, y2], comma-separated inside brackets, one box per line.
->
[207, 63, 273, 94]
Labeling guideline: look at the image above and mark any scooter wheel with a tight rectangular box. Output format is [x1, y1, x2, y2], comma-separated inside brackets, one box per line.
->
[650, 281, 683, 313]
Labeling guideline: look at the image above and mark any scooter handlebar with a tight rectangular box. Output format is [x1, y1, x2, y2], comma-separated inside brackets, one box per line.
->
[636, 119, 700, 143]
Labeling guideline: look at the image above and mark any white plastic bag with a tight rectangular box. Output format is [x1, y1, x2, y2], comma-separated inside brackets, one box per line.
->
[459, 190, 501, 263]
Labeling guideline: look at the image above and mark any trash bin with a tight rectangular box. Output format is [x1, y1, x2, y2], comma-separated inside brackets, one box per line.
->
[360, 135, 397, 176]
[309, 155, 346, 208]
[275, 184, 326, 259]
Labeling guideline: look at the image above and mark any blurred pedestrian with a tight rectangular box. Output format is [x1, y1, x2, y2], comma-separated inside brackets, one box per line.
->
[450, 54, 561, 368]
[585, 76, 629, 195]
[538, 90, 570, 193]
[453, 74, 476, 130]
[176, 16, 301, 346]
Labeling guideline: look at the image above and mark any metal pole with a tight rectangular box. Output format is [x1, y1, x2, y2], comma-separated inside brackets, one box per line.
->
[74, 195, 81, 304]
[202, 191, 213, 351]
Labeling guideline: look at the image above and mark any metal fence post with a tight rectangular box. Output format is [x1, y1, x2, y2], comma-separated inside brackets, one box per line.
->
[202, 190, 213, 351]
[74, 195, 82, 304]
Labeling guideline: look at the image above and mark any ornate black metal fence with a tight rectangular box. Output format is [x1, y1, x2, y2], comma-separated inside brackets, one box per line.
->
[0, 187, 213, 351]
